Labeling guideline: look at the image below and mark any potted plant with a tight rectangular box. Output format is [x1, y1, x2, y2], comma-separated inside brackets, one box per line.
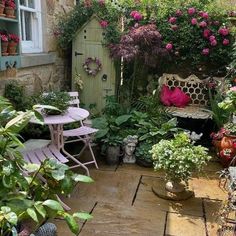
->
[150, 132, 211, 200]
[0, 33, 8, 56]
[8, 33, 19, 55]
[38, 91, 71, 115]
[0, 96, 93, 235]
[5, 0, 16, 18]
[0, 0, 5, 16]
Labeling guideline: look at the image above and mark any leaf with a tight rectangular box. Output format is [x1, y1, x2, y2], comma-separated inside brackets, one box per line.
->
[72, 174, 94, 183]
[24, 163, 40, 173]
[95, 128, 109, 139]
[11, 226, 18, 236]
[92, 117, 108, 129]
[42, 200, 63, 211]
[64, 213, 79, 234]
[5, 111, 34, 133]
[5, 212, 18, 225]
[115, 115, 131, 126]
[27, 208, 38, 222]
[34, 202, 46, 218]
[73, 212, 93, 220]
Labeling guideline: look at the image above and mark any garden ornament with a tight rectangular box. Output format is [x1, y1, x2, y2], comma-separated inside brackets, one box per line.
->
[123, 135, 138, 163]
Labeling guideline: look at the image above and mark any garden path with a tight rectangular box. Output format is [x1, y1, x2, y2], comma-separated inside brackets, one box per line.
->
[53, 151, 226, 236]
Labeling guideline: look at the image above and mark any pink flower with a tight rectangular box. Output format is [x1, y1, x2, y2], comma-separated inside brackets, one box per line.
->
[202, 12, 209, 19]
[133, 12, 142, 21]
[130, 11, 142, 21]
[203, 29, 211, 38]
[230, 86, 236, 91]
[199, 21, 207, 28]
[218, 27, 229, 36]
[191, 18, 198, 25]
[223, 38, 230, 45]
[100, 20, 108, 28]
[166, 43, 173, 51]
[168, 17, 177, 24]
[0, 34, 8, 42]
[175, 9, 183, 16]
[209, 35, 216, 42]
[188, 7, 196, 15]
[210, 40, 217, 46]
[202, 48, 210, 55]
[98, 0, 105, 6]
[171, 25, 178, 31]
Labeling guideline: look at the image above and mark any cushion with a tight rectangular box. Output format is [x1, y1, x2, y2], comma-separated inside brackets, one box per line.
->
[160, 85, 172, 106]
[170, 87, 191, 108]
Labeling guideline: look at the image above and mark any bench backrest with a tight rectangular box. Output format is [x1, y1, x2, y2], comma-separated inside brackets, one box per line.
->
[159, 74, 208, 107]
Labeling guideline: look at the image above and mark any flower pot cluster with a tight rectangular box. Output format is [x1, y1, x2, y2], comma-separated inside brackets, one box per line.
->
[0, 0, 16, 18]
[0, 33, 19, 56]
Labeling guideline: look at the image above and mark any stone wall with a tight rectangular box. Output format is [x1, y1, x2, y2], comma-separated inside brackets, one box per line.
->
[0, 0, 75, 96]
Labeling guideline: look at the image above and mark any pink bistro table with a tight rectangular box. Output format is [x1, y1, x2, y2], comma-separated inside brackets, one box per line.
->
[30, 107, 90, 175]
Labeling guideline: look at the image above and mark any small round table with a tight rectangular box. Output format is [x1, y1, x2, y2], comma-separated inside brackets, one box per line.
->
[31, 107, 89, 149]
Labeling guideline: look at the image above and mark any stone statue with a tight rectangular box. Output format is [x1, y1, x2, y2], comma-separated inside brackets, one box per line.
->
[123, 135, 138, 163]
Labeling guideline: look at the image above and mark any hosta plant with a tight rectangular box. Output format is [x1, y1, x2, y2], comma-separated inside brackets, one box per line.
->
[150, 132, 211, 183]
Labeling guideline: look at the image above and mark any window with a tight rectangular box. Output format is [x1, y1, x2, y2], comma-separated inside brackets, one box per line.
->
[19, 0, 42, 53]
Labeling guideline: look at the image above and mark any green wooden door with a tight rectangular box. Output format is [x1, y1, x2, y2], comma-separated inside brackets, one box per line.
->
[72, 17, 116, 113]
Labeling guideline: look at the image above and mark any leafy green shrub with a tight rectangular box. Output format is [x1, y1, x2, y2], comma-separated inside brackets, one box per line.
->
[150, 132, 211, 182]
[38, 91, 71, 115]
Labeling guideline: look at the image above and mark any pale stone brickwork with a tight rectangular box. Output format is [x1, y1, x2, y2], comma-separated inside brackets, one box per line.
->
[0, 0, 75, 96]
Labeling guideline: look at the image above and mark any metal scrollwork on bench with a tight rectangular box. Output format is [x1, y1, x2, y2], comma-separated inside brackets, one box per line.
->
[158, 74, 217, 119]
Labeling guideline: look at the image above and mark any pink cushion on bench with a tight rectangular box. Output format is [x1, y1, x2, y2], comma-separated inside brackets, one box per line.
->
[170, 87, 191, 108]
[160, 85, 172, 106]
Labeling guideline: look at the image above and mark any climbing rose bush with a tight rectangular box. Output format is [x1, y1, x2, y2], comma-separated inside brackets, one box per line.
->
[158, 6, 235, 73]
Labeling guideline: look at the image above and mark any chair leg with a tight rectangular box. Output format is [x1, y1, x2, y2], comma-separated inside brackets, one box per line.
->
[62, 147, 90, 176]
[88, 142, 99, 169]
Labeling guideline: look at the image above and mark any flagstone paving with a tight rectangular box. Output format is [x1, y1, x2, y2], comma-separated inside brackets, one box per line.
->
[54, 157, 228, 236]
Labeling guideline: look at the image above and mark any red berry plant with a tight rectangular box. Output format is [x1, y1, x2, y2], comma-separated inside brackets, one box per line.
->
[5, 0, 16, 9]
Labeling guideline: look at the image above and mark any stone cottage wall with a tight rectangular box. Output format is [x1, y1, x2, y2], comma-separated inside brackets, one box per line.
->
[0, 0, 75, 96]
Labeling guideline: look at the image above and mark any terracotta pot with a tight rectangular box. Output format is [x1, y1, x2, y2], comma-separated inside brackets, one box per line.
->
[8, 41, 17, 55]
[0, 4, 5, 15]
[1, 41, 9, 56]
[5, 6, 15, 18]
[212, 140, 222, 154]
[220, 136, 233, 149]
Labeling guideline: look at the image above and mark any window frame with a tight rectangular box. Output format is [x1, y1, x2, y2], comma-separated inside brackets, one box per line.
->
[19, 0, 43, 54]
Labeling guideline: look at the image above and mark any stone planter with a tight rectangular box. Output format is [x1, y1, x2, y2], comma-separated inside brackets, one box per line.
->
[106, 145, 120, 165]
[152, 179, 194, 201]
[0, 4, 5, 16]
[5, 6, 15, 18]
[8, 41, 17, 55]
[1, 41, 9, 56]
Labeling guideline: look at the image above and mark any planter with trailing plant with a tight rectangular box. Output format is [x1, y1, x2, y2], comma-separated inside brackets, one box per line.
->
[150, 132, 211, 200]
[0, 97, 93, 235]
[38, 91, 71, 115]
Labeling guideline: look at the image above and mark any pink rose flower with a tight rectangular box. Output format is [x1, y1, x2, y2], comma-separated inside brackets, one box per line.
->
[209, 35, 216, 42]
[133, 12, 142, 21]
[202, 12, 209, 19]
[191, 18, 198, 25]
[175, 9, 183, 16]
[223, 38, 230, 45]
[171, 25, 178, 31]
[130, 11, 138, 17]
[188, 7, 196, 15]
[203, 29, 211, 38]
[230, 86, 236, 92]
[100, 20, 108, 28]
[199, 21, 207, 28]
[168, 17, 177, 24]
[210, 40, 217, 46]
[202, 48, 210, 55]
[166, 43, 173, 51]
[218, 27, 229, 36]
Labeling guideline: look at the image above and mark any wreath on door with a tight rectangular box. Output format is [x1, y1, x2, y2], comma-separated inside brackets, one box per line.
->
[83, 57, 102, 76]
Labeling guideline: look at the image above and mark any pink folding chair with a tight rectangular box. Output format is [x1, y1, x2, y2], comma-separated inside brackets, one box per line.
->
[62, 92, 99, 170]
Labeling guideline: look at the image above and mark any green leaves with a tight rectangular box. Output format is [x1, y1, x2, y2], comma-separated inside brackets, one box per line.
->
[27, 208, 38, 222]
[72, 174, 94, 183]
[42, 200, 64, 211]
[115, 115, 132, 126]
[73, 212, 93, 220]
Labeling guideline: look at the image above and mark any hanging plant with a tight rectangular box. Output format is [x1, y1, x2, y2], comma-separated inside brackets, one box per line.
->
[83, 57, 102, 76]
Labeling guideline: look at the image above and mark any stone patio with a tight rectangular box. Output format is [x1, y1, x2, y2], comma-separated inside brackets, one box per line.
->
[53, 155, 227, 236]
